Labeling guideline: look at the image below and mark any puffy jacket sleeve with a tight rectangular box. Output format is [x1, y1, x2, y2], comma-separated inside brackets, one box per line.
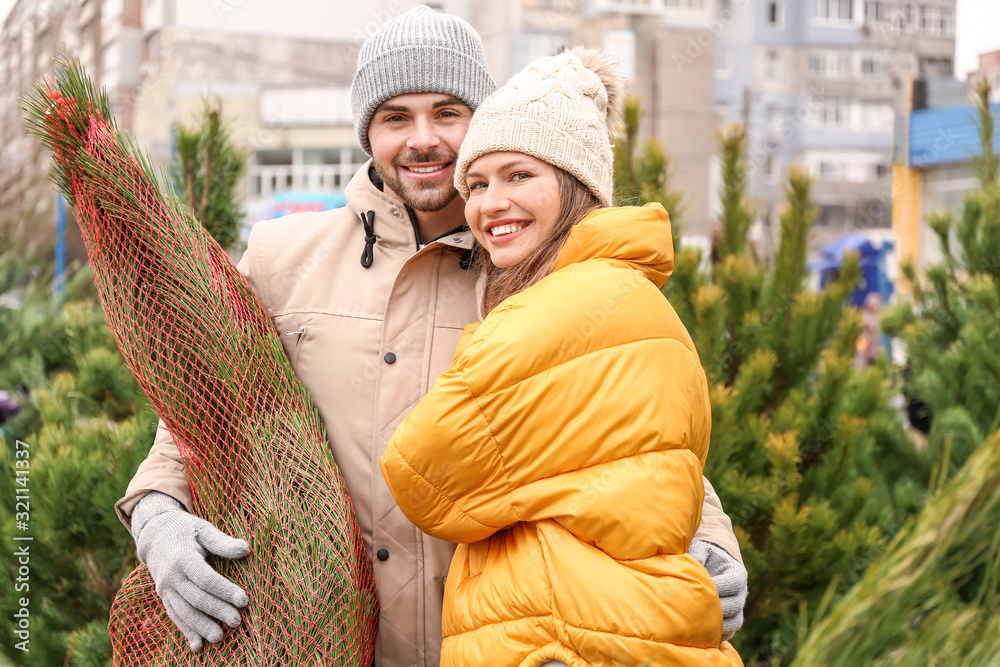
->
[380, 357, 518, 545]
[115, 240, 262, 529]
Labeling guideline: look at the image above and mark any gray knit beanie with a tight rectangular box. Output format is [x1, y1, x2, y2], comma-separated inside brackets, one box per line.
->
[351, 5, 497, 155]
[455, 47, 624, 207]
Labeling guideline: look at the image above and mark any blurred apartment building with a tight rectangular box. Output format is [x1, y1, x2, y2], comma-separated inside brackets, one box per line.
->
[471, 0, 958, 250]
[133, 0, 487, 216]
[2, 0, 958, 256]
[0, 0, 471, 255]
[970, 48, 1000, 94]
[713, 0, 956, 254]
[471, 0, 721, 239]
[0, 0, 142, 255]
[893, 48, 998, 275]
[4, 0, 723, 248]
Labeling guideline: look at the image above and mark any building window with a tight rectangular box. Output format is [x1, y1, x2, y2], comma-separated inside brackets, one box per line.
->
[939, 6, 956, 35]
[809, 49, 889, 80]
[810, 100, 892, 130]
[859, 102, 893, 129]
[767, 104, 782, 130]
[919, 5, 955, 36]
[864, 1, 886, 22]
[919, 56, 954, 78]
[834, 100, 851, 127]
[816, 205, 849, 227]
[764, 154, 779, 183]
[877, 3, 956, 36]
[716, 50, 734, 79]
[767, 2, 783, 26]
[890, 4, 909, 31]
[809, 153, 887, 185]
[765, 50, 782, 79]
[815, 0, 852, 22]
[809, 49, 853, 78]
[809, 51, 823, 74]
[835, 50, 853, 76]
[860, 52, 883, 77]
[254, 150, 293, 166]
[810, 98, 851, 129]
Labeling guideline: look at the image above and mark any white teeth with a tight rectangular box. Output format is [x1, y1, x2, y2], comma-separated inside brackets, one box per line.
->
[490, 223, 528, 237]
[407, 165, 446, 173]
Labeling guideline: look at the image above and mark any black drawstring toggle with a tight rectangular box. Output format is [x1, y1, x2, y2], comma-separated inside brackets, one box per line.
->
[360, 210, 376, 268]
[459, 249, 474, 270]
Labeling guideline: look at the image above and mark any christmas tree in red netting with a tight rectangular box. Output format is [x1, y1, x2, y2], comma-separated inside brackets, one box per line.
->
[21, 60, 378, 666]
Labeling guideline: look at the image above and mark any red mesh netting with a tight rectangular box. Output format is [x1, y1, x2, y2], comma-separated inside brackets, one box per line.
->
[22, 63, 378, 665]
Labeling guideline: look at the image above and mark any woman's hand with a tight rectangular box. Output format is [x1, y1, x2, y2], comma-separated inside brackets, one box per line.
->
[689, 540, 748, 642]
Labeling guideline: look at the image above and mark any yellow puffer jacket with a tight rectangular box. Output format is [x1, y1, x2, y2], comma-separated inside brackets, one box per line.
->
[380, 204, 743, 667]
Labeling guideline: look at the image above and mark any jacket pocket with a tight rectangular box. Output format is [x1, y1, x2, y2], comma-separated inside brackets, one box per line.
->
[466, 538, 490, 579]
[283, 322, 308, 366]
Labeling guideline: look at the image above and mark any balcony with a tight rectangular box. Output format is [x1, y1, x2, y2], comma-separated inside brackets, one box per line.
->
[590, 0, 710, 20]
[251, 161, 365, 198]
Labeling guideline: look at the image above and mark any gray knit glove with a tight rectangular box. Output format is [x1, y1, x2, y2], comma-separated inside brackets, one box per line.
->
[689, 539, 748, 642]
[131, 491, 250, 652]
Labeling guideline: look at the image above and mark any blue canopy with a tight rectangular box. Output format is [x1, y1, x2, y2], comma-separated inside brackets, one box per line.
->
[810, 233, 894, 307]
[809, 233, 879, 273]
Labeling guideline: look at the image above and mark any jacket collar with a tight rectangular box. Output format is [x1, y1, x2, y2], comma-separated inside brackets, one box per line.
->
[344, 160, 474, 254]
[553, 203, 674, 288]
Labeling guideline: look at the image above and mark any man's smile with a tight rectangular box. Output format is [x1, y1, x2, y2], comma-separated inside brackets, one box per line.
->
[401, 162, 454, 179]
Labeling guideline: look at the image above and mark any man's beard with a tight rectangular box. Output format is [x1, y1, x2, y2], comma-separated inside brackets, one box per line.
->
[374, 150, 460, 213]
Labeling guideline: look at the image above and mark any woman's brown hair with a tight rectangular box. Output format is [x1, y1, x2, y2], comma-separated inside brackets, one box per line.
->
[476, 168, 603, 315]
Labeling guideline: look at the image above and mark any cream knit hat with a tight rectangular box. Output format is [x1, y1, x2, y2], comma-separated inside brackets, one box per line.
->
[455, 47, 624, 207]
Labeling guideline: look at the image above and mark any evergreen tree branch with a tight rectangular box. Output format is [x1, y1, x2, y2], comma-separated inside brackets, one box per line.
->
[793, 432, 1000, 667]
[183, 143, 196, 214]
[199, 101, 220, 223]
[971, 77, 998, 189]
[715, 124, 755, 260]
[75, 544, 114, 603]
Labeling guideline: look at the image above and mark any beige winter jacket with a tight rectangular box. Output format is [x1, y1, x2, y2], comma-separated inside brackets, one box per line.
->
[115, 163, 743, 667]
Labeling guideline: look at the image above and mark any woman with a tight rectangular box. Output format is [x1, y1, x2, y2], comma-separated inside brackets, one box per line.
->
[380, 47, 743, 667]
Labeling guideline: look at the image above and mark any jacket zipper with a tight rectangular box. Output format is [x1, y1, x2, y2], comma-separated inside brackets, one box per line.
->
[403, 204, 423, 251]
[404, 206, 470, 250]
[284, 323, 308, 365]
[429, 224, 470, 244]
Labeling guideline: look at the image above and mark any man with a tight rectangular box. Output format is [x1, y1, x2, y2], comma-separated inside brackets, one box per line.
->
[116, 7, 748, 666]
